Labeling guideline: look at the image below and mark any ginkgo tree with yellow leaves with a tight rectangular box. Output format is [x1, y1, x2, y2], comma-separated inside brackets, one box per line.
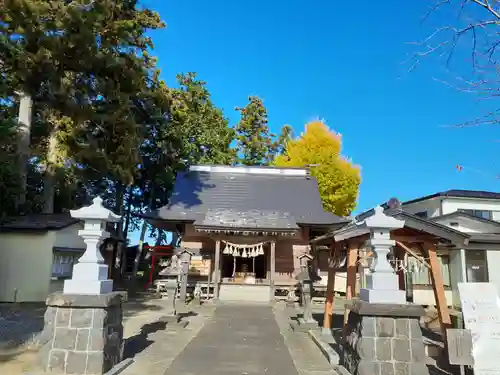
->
[273, 121, 361, 216]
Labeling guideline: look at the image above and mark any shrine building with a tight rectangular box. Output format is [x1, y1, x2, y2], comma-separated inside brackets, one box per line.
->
[146, 164, 347, 302]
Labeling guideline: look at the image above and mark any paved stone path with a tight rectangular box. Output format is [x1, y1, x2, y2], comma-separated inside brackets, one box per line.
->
[123, 303, 216, 375]
[163, 303, 300, 375]
[273, 304, 340, 375]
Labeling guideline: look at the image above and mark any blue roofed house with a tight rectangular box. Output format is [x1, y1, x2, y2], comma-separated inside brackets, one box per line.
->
[147, 164, 347, 302]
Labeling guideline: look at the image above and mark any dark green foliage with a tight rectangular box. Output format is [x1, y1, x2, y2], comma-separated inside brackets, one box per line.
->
[235, 96, 278, 166]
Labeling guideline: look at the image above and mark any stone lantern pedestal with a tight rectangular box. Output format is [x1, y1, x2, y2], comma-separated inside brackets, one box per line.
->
[36, 197, 131, 375]
[39, 293, 125, 374]
[335, 206, 429, 375]
[343, 300, 428, 375]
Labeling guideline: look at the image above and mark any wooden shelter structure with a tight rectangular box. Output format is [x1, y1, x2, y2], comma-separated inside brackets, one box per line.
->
[310, 207, 469, 341]
[144, 165, 347, 302]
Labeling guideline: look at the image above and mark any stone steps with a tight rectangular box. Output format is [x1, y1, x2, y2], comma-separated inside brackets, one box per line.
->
[218, 284, 271, 302]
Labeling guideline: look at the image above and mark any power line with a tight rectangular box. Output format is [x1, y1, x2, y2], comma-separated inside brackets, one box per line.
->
[455, 164, 500, 180]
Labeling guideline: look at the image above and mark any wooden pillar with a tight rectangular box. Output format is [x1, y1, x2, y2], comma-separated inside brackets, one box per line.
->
[270, 239, 276, 302]
[323, 241, 337, 331]
[343, 243, 358, 336]
[425, 243, 452, 341]
[214, 239, 221, 299]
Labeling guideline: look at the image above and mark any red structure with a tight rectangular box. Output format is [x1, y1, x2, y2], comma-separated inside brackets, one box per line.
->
[145, 244, 174, 288]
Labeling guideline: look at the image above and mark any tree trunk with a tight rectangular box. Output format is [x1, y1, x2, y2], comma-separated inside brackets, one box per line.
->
[131, 191, 154, 287]
[121, 194, 133, 276]
[113, 184, 125, 282]
[170, 230, 180, 247]
[42, 129, 59, 214]
[16, 92, 33, 213]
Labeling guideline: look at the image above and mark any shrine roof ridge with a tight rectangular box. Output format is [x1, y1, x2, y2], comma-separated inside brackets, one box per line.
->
[189, 164, 309, 176]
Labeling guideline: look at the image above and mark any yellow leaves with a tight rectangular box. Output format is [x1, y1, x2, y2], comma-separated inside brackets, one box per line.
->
[273, 120, 360, 216]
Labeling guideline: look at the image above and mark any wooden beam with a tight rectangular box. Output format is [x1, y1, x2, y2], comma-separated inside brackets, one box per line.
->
[343, 244, 358, 337]
[323, 242, 337, 331]
[391, 235, 436, 243]
[425, 242, 452, 343]
[214, 239, 221, 299]
[395, 241, 430, 269]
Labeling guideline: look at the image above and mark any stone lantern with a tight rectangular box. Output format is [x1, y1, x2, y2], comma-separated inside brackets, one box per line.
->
[359, 206, 406, 304]
[39, 197, 130, 375]
[63, 197, 121, 294]
[292, 252, 321, 331]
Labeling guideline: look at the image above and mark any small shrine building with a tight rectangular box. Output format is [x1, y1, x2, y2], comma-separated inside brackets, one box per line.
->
[146, 165, 347, 302]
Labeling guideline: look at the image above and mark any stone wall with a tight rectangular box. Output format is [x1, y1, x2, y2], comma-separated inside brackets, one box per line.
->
[39, 292, 125, 375]
[343, 301, 429, 375]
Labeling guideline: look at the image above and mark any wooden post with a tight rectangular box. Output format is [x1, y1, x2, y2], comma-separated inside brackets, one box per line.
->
[343, 243, 358, 336]
[323, 241, 337, 331]
[214, 239, 221, 299]
[426, 243, 452, 341]
[270, 240, 276, 302]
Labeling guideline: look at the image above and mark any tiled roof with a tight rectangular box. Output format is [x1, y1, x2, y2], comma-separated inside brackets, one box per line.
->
[156, 165, 345, 227]
[0, 213, 79, 232]
[403, 189, 500, 205]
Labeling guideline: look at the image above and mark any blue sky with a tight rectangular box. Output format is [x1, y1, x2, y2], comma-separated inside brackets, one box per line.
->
[130, 0, 499, 244]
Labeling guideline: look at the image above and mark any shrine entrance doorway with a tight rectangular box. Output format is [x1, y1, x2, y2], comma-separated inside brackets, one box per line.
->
[221, 241, 268, 283]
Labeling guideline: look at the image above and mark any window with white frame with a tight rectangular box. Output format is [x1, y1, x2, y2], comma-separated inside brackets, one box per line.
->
[409, 254, 451, 287]
[458, 209, 493, 220]
[52, 252, 81, 278]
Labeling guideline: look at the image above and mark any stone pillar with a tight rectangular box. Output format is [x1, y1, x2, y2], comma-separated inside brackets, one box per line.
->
[298, 252, 312, 307]
[178, 249, 193, 302]
[292, 253, 321, 331]
[162, 277, 179, 323]
[39, 293, 125, 374]
[343, 300, 429, 375]
[214, 239, 221, 299]
[38, 197, 125, 375]
[269, 240, 276, 302]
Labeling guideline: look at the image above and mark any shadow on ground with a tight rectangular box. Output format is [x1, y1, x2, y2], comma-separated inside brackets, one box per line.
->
[0, 291, 163, 356]
[123, 320, 167, 359]
[122, 292, 164, 319]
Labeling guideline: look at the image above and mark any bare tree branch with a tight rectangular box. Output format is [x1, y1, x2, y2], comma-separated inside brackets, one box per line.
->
[408, 0, 500, 126]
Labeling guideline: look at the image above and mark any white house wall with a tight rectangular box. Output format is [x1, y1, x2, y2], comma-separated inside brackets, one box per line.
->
[53, 223, 86, 250]
[403, 199, 442, 218]
[448, 249, 466, 307]
[441, 198, 500, 216]
[486, 250, 500, 295]
[0, 231, 55, 302]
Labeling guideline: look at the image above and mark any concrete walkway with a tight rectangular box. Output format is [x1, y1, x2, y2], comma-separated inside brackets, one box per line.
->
[163, 304, 299, 375]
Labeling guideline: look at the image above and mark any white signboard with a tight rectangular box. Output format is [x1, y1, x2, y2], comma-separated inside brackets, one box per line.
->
[458, 282, 500, 375]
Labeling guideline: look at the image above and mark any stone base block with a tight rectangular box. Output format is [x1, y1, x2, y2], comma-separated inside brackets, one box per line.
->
[63, 279, 113, 295]
[343, 300, 429, 375]
[359, 288, 406, 304]
[38, 292, 126, 375]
